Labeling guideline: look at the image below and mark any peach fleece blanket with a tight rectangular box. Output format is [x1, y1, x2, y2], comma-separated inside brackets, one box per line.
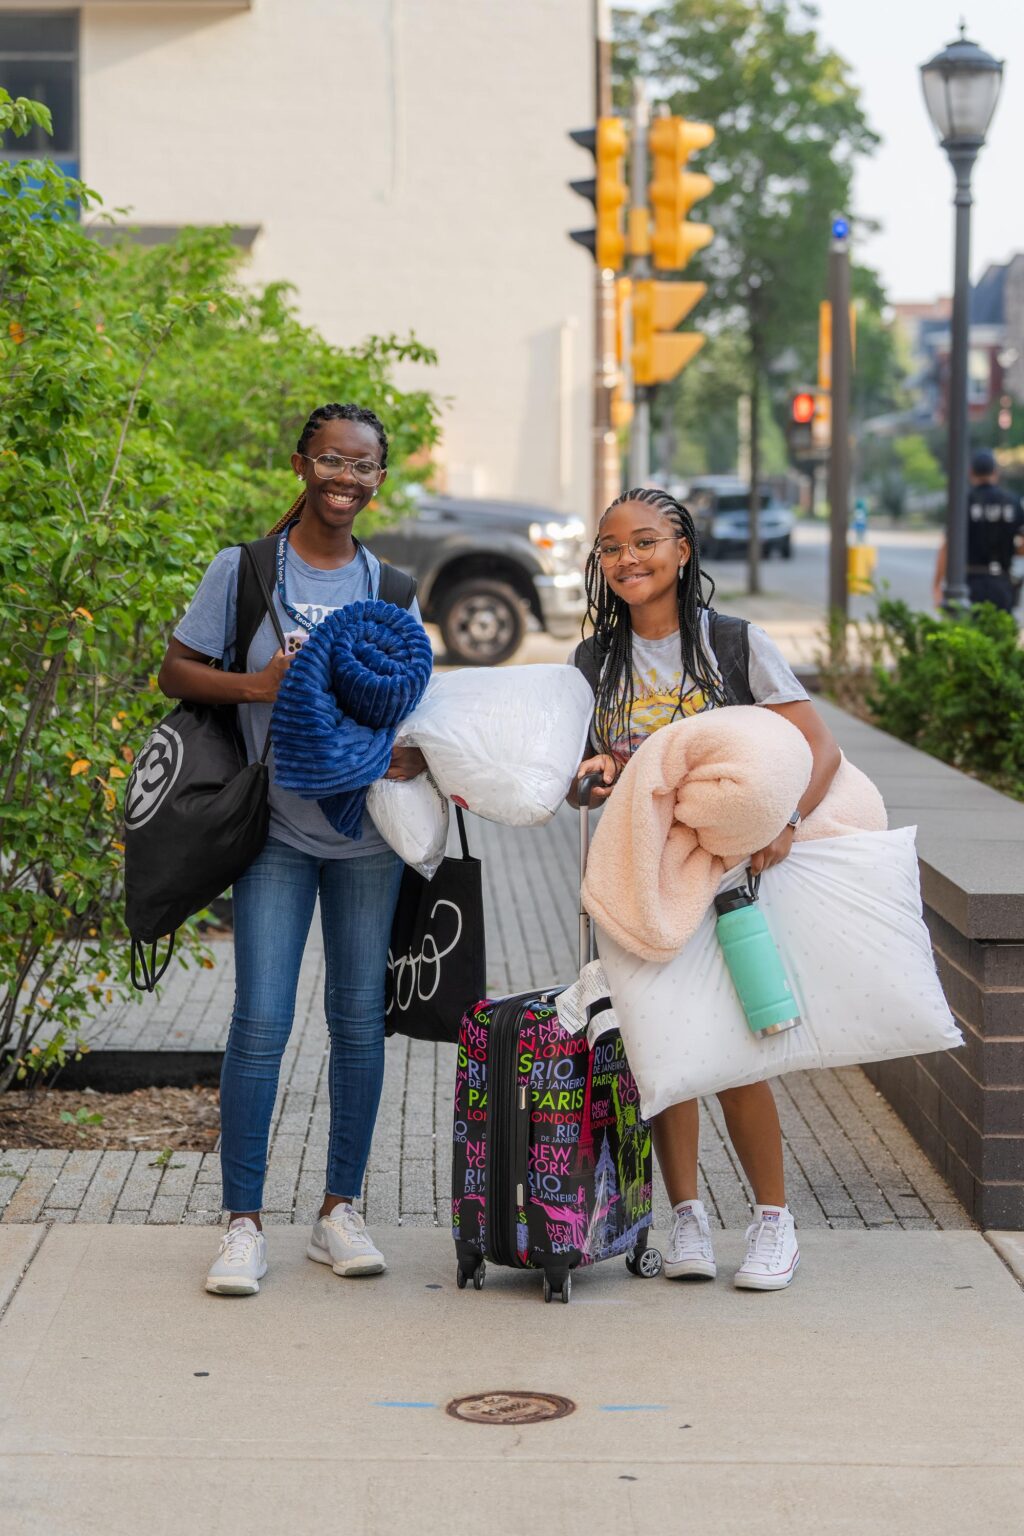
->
[582, 706, 887, 963]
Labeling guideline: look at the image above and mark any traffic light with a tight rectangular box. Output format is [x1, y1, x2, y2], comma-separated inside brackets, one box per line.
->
[632, 280, 707, 387]
[788, 391, 816, 456]
[647, 116, 715, 272]
[569, 117, 628, 272]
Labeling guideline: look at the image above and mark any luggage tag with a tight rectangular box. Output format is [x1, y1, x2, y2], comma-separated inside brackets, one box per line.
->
[556, 958, 620, 1048]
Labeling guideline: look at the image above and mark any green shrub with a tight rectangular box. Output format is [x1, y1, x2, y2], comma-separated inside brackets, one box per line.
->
[833, 598, 1024, 799]
[0, 92, 439, 1090]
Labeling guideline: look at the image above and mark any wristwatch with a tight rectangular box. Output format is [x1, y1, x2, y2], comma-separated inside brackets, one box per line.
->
[786, 808, 802, 830]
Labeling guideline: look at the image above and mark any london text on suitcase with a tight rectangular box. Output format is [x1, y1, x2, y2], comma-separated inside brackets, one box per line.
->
[450, 776, 663, 1303]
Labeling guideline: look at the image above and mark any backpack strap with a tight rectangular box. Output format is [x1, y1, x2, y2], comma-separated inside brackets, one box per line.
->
[377, 560, 417, 610]
[233, 535, 282, 672]
[571, 634, 608, 695]
[707, 609, 754, 706]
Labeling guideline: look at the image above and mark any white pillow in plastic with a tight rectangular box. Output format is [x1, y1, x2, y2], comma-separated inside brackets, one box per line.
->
[598, 827, 963, 1118]
[366, 771, 449, 880]
[401, 665, 594, 827]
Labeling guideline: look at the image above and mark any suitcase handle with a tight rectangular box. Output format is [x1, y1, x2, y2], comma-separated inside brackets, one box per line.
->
[577, 771, 605, 809]
[577, 772, 605, 969]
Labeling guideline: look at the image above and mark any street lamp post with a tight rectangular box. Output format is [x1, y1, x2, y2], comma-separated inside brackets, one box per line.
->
[920, 25, 1004, 608]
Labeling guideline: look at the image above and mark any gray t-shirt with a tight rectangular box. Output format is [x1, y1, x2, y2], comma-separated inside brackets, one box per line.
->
[580, 611, 808, 766]
[175, 538, 424, 859]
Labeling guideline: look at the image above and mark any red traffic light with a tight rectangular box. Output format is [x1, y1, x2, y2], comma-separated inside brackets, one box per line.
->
[791, 391, 815, 425]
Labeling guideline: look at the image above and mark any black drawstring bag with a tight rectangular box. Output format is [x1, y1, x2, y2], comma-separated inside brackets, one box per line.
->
[124, 545, 285, 990]
[385, 806, 486, 1044]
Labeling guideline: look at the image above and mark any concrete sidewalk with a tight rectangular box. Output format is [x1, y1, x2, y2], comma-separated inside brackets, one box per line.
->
[1, 1224, 1022, 1535]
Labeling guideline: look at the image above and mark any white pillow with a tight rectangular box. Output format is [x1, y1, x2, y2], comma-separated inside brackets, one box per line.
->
[401, 665, 594, 827]
[598, 827, 963, 1118]
[366, 770, 449, 880]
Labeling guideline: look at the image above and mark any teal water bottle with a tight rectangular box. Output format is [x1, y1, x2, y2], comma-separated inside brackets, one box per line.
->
[714, 876, 801, 1038]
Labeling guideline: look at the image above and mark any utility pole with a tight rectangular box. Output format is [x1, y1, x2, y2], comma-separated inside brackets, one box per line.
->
[827, 217, 852, 655]
[591, 0, 619, 529]
[627, 78, 651, 488]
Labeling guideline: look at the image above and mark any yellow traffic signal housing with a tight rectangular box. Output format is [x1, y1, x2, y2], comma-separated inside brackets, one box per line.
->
[648, 116, 715, 272]
[569, 117, 629, 272]
[614, 276, 632, 365]
[632, 280, 707, 387]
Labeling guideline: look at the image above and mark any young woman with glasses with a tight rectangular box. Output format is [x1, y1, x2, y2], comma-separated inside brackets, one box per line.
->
[158, 403, 426, 1296]
[570, 487, 842, 1292]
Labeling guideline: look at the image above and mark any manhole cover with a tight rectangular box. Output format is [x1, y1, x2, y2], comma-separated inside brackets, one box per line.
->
[446, 1391, 575, 1425]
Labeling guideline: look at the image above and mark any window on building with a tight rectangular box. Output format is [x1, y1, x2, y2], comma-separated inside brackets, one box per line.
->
[0, 13, 78, 168]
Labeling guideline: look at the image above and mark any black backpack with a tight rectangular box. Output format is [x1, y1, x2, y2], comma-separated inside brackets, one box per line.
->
[124, 540, 417, 990]
[571, 609, 755, 706]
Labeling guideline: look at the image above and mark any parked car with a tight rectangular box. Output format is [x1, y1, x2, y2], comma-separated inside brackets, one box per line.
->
[684, 477, 796, 560]
[365, 493, 589, 665]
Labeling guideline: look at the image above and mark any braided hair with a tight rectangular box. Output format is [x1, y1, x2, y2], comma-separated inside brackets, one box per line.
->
[266, 403, 390, 536]
[585, 486, 727, 758]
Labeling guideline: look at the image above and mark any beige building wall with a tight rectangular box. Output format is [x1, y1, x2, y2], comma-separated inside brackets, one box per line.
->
[76, 0, 594, 513]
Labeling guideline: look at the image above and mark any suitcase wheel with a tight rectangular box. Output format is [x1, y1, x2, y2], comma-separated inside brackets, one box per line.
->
[542, 1271, 571, 1304]
[456, 1259, 486, 1291]
[626, 1245, 663, 1279]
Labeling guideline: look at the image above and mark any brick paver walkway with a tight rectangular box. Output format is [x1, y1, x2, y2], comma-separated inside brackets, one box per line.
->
[1, 808, 972, 1233]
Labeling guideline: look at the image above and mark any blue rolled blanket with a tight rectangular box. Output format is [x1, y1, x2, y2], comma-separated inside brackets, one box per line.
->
[271, 599, 434, 839]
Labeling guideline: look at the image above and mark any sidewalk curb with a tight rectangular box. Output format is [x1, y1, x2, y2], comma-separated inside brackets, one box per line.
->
[985, 1231, 1024, 1287]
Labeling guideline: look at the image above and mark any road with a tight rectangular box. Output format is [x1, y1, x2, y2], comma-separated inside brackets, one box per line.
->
[704, 523, 941, 617]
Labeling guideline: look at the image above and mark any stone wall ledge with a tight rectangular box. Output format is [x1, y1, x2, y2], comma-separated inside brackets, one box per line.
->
[818, 703, 1024, 941]
[817, 701, 1024, 1229]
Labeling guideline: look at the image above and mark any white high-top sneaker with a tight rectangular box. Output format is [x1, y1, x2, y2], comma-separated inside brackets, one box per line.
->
[664, 1199, 717, 1280]
[308, 1203, 386, 1277]
[205, 1218, 268, 1296]
[734, 1205, 800, 1291]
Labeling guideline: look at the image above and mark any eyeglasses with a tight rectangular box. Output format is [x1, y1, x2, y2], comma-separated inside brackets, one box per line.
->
[302, 452, 383, 487]
[595, 535, 680, 564]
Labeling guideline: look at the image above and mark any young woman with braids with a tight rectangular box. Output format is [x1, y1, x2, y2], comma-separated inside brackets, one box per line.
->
[571, 487, 841, 1291]
[159, 404, 427, 1296]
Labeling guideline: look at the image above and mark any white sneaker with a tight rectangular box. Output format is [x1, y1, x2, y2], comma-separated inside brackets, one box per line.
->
[664, 1200, 717, 1280]
[307, 1204, 386, 1277]
[734, 1205, 799, 1291]
[205, 1218, 268, 1296]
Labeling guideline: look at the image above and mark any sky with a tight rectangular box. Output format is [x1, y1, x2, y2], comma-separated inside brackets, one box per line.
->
[616, 1, 1024, 303]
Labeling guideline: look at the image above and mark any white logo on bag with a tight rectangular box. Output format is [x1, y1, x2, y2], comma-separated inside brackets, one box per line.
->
[124, 724, 185, 829]
[387, 899, 463, 1015]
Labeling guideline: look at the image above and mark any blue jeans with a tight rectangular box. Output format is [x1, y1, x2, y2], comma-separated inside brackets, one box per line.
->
[220, 837, 403, 1213]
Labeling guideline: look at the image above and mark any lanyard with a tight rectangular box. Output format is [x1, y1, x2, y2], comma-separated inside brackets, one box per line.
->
[275, 528, 372, 633]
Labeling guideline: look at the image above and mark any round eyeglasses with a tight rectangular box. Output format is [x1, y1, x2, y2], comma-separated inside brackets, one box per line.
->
[302, 452, 383, 487]
[595, 534, 680, 563]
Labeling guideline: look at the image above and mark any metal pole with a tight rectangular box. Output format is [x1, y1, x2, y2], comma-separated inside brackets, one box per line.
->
[627, 78, 650, 488]
[590, 0, 618, 532]
[827, 227, 851, 650]
[943, 145, 978, 608]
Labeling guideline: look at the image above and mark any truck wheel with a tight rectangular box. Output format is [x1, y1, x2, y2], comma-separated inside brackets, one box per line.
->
[437, 579, 526, 665]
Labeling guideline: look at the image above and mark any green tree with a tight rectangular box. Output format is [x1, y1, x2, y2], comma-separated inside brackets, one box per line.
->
[615, 0, 879, 589]
[0, 95, 439, 1090]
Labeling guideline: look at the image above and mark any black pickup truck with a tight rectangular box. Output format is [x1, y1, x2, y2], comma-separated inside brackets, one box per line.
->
[366, 493, 590, 665]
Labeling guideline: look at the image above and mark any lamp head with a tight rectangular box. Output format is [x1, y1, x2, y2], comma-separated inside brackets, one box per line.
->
[920, 24, 1003, 149]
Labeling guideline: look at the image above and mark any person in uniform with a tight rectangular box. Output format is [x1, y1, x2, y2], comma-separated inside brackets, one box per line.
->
[933, 448, 1024, 611]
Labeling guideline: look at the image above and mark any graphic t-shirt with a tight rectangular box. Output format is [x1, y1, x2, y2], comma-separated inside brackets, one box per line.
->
[585, 611, 808, 766]
[175, 537, 424, 859]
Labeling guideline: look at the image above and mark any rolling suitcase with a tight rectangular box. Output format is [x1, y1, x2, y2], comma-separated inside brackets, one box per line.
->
[451, 775, 662, 1303]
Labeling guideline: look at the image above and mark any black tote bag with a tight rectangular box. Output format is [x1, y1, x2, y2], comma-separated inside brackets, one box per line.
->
[385, 807, 486, 1044]
[123, 545, 285, 990]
